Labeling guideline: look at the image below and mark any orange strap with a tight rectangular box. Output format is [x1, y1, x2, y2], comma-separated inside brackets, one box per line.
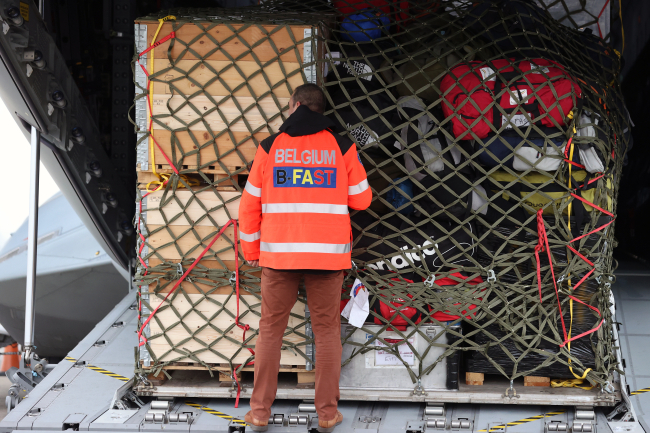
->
[534, 180, 612, 348]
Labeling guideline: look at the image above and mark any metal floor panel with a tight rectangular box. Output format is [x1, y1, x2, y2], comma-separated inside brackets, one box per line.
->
[142, 371, 619, 406]
[0, 292, 137, 433]
[174, 399, 585, 433]
[612, 269, 650, 433]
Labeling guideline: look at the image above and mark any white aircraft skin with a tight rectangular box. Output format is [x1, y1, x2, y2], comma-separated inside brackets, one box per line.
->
[0, 193, 127, 359]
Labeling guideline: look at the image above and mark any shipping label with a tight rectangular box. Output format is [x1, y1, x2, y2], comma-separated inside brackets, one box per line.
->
[373, 337, 416, 366]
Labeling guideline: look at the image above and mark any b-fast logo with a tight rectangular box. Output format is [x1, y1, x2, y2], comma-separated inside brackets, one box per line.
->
[273, 167, 337, 188]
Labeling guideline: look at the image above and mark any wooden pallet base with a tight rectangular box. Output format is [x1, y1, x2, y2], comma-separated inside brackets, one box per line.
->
[465, 373, 551, 387]
[147, 363, 315, 387]
[137, 169, 244, 191]
[524, 376, 551, 387]
[465, 372, 484, 386]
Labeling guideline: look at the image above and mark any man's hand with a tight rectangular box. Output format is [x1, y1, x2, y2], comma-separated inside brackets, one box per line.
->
[247, 260, 260, 268]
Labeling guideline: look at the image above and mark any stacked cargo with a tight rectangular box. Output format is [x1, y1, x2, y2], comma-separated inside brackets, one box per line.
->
[134, 13, 324, 385]
[134, 0, 627, 399]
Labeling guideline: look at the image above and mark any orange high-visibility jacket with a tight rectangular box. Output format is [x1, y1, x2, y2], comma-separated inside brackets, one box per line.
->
[239, 105, 371, 270]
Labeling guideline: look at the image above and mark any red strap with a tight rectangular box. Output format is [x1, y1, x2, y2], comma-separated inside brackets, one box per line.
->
[563, 138, 586, 169]
[579, 173, 605, 189]
[137, 219, 240, 346]
[570, 193, 614, 217]
[135, 31, 180, 175]
[596, 0, 611, 39]
[534, 177, 615, 348]
[567, 268, 595, 293]
[559, 294, 603, 348]
[138, 32, 176, 58]
[570, 219, 614, 243]
[534, 210, 568, 340]
[566, 245, 595, 267]
[136, 217, 252, 408]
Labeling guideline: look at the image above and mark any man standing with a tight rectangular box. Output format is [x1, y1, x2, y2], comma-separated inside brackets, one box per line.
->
[239, 84, 371, 432]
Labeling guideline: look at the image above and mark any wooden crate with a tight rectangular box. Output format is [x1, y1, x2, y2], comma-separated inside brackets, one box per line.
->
[136, 20, 321, 174]
[142, 257, 308, 370]
[146, 289, 309, 366]
[143, 189, 241, 261]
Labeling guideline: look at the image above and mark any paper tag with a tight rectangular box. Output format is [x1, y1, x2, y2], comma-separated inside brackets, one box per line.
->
[375, 337, 416, 366]
[509, 88, 528, 106]
[341, 279, 370, 328]
[502, 113, 531, 129]
[479, 66, 496, 82]
[530, 62, 550, 74]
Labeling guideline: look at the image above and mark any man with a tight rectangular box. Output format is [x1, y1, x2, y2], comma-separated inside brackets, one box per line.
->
[239, 83, 371, 432]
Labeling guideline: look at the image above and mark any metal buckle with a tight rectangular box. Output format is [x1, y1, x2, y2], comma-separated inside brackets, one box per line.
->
[424, 275, 436, 288]
[176, 263, 192, 282]
[487, 270, 496, 283]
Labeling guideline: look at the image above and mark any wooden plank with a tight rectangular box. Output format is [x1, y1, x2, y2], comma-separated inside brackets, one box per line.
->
[297, 371, 316, 384]
[524, 376, 550, 387]
[465, 372, 484, 386]
[146, 258, 260, 295]
[151, 59, 305, 99]
[150, 129, 261, 171]
[150, 94, 288, 133]
[147, 371, 168, 386]
[138, 21, 311, 63]
[147, 293, 308, 365]
[146, 190, 240, 227]
[137, 170, 161, 187]
[162, 365, 307, 372]
[146, 224, 237, 261]
[218, 371, 239, 382]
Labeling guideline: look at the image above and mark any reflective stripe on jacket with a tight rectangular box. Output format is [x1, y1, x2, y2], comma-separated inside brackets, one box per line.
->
[239, 105, 371, 270]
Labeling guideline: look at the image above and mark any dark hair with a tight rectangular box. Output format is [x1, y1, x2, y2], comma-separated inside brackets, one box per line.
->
[292, 83, 326, 114]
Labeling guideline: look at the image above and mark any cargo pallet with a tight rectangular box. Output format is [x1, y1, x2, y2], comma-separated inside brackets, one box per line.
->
[0, 291, 641, 433]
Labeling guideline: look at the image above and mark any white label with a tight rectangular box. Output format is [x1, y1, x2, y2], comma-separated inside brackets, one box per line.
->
[343, 60, 373, 81]
[374, 337, 416, 366]
[502, 113, 531, 129]
[509, 88, 528, 106]
[348, 123, 378, 146]
[530, 62, 550, 74]
[479, 66, 496, 81]
[340, 279, 370, 328]
[303, 28, 316, 84]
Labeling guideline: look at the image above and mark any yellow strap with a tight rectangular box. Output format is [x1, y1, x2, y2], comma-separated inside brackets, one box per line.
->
[146, 174, 200, 193]
[618, 0, 624, 56]
[152, 15, 176, 43]
[558, 141, 594, 389]
[551, 378, 594, 390]
[147, 16, 176, 179]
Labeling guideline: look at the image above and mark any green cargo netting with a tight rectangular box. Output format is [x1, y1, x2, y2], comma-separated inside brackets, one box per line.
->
[133, 0, 628, 390]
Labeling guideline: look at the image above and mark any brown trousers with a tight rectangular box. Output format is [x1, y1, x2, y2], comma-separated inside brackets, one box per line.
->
[249, 268, 345, 422]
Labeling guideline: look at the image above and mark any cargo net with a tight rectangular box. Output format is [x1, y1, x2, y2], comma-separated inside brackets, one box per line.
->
[133, 0, 629, 391]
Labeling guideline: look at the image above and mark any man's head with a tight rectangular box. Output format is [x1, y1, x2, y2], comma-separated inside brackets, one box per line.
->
[288, 83, 326, 115]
